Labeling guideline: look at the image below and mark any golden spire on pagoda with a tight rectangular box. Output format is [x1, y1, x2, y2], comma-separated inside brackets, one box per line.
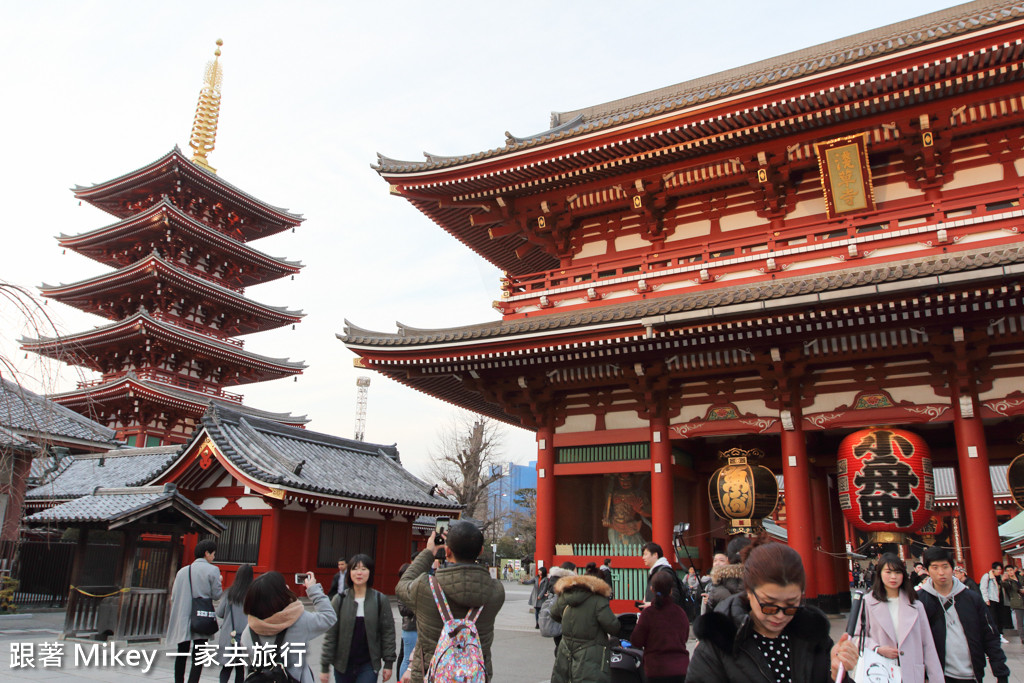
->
[188, 39, 224, 173]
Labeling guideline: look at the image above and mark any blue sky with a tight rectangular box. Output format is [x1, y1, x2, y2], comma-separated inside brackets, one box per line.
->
[0, 0, 960, 476]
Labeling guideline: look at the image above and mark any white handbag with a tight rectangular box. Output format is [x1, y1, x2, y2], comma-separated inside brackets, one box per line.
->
[854, 607, 902, 683]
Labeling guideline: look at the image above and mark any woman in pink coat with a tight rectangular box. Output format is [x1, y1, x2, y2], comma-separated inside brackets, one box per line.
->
[857, 553, 943, 683]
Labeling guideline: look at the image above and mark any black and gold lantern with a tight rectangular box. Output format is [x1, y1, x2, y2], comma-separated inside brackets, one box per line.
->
[709, 447, 779, 535]
[1008, 450, 1024, 509]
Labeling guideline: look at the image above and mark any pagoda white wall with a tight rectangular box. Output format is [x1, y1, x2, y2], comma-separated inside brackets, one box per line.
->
[980, 376, 1024, 402]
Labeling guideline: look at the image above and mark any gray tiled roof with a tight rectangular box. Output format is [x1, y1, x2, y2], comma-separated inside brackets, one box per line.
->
[0, 377, 119, 446]
[143, 405, 461, 512]
[25, 446, 182, 502]
[341, 243, 1024, 347]
[375, 1, 1024, 173]
[74, 147, 304, 224]
[24, 484, 224, 533]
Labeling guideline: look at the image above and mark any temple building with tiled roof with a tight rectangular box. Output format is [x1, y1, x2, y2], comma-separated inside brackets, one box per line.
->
[343, 0, 1024, 612]
[0, 376, 122, 541]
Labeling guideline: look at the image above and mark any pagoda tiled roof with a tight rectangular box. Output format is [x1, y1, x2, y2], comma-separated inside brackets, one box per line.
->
[25, 446, 182, 503]
[39, 252, 304, 332]
[58, 199, 302, 286]
[143, 405, 463, 513]
[0, 376, 120, 448]
[24, 483, 225, 534]
[73, 148, 303, 238]
[45, 372, 310, 425]
[341, 242, 1024, 348]
[21, 310, 306, 380]
[375, 1, 1024, 174]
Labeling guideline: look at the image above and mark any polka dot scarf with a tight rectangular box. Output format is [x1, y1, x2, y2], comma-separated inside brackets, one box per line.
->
[751, 631, 793, 682]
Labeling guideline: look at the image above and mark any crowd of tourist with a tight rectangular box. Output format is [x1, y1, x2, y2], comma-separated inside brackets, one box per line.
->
[167, 529, 1019, 683]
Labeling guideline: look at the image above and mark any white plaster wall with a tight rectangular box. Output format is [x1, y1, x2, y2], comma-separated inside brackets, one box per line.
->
[720, 210, 761, 232]
[734, 399, 769, 416]
[614, 233, 649, 252]
[673, 403, 710, 424]
[786, 257, 842, 272]
[715, 269, 763, 282]
[557, 414, 597, 434]
[353, 508, 386, 521]
[943, 164, 1005, 191]
[284, 502, 307, 512]
[804, 391, 860, 414]
[575, 240, 607, 260]
[875, 180, 919, 204]
[236, 496, 272, 510]
[200, 497, 229, 511]
[604, 410, 647, 430]
[655, 279, 699, 293]
[865, 243, 927, 260]
[317, 505, 352, 517]
[785, 196, 827, 220]
[980, 376, 1024, 402]
[1015, 158, 1024, 177]
[956, 229, 1016, 246]
[666, 219, 712, 242]
[887, 385, 945, 405]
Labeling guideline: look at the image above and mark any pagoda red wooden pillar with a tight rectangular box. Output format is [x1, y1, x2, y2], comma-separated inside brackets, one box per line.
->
[780, 412, 817, 598]
[535, 426, 555, 572]
[951, 386, 1001, 578]
[650, 418, 675, 562]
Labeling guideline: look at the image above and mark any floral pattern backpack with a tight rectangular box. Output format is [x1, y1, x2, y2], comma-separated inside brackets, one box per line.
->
[425, 575, 487, 683]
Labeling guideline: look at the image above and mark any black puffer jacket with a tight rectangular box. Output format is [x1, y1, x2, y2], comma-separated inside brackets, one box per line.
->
[688, 593, 834, 683]
[706, 563, 744, 612]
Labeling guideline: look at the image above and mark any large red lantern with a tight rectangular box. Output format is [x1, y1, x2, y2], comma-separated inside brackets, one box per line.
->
[837, 427, 933, 543]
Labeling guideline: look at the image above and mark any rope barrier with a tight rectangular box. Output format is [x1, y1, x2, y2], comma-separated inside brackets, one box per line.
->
[69, 586, 130, 598]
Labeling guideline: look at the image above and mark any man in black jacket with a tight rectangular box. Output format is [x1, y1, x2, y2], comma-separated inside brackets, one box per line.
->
[918, 546, 1009, 683]
[640, 542, 685, 608]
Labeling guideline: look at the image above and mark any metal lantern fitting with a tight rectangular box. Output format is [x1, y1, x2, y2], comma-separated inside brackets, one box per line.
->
[837, 427, 934, 544]
[709, 447, 779, 535]
[1007, 451, 1024, 509]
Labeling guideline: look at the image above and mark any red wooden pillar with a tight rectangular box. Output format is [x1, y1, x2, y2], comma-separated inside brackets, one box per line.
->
[780, 412, 817, 597]
[650, 417, 675, 562]
[693, 475, 712, 570]
[951, 387, 1001, 578]
[535, 426, 555, 572]
[810, 472, 837, 603]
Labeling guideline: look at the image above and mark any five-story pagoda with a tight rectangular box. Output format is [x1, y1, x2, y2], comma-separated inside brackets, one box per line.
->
[22, 41, 308, 447]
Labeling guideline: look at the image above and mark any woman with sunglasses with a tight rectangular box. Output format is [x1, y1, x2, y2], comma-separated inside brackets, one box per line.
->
[688, 535, 858, 682]
[857, 553, 942, 683]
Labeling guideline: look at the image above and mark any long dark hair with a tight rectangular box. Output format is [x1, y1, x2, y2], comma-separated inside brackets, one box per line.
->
[243, 571, 297, 619]
[871, 553, 916, 604]
[226, 564, 254, 605]
[651, 570, 676, 609]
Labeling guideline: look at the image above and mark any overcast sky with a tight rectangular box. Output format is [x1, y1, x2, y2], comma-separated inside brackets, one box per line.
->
[0, 0, 960, 477]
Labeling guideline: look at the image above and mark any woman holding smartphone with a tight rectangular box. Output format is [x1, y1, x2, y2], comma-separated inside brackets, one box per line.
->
[320, 554, 397, 683]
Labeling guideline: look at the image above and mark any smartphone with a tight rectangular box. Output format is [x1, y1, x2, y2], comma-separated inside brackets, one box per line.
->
[435, 516, 450, 544]
[294, 572, 308, 585]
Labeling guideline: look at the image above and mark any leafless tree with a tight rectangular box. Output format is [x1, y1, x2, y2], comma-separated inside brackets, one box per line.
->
[425, 414, 506, 528]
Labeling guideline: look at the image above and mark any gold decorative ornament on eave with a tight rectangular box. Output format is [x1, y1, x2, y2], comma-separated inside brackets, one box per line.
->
[813, 132, 876, 219]
[189, 39, 224, 174]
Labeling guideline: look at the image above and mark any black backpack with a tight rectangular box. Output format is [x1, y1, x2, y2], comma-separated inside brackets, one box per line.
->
[243, 631, 298, 683]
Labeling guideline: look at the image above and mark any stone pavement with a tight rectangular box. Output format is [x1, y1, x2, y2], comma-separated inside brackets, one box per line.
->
[3, 583, 1024, 682]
